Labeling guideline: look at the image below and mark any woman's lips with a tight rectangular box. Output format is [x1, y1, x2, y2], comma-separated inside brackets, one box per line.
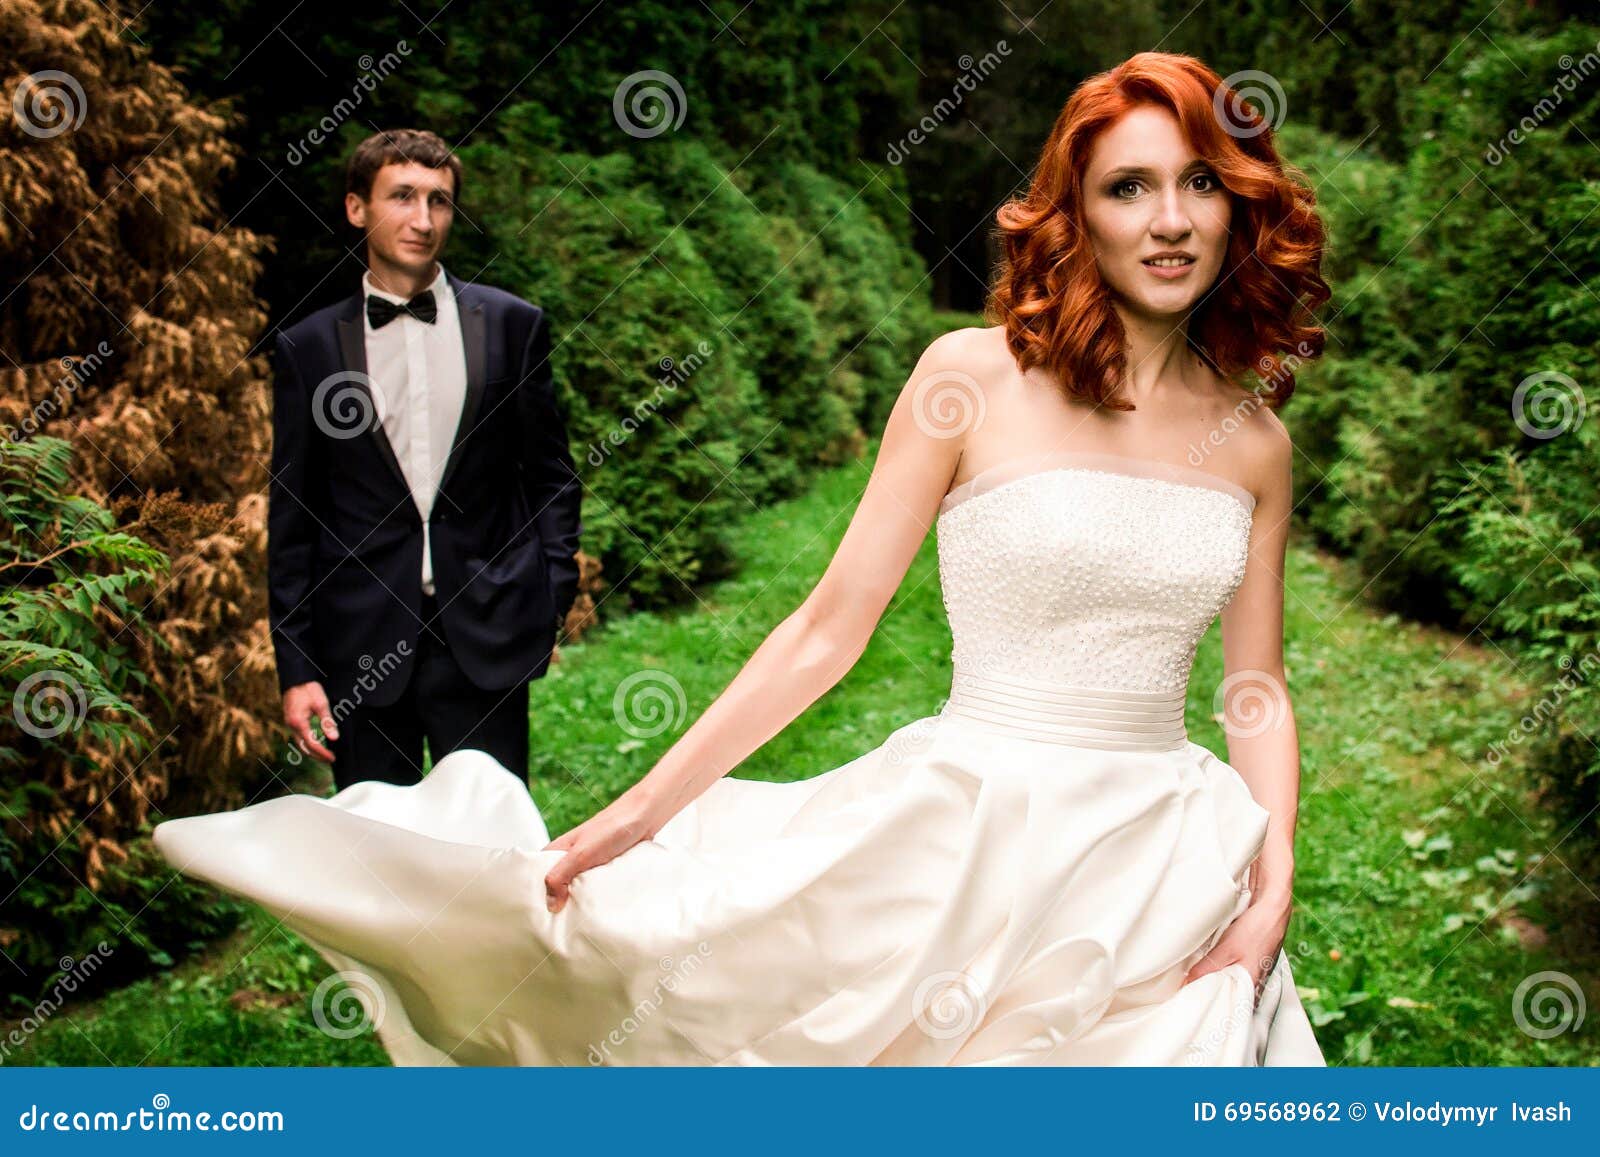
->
[1142, 257, 1195, 279]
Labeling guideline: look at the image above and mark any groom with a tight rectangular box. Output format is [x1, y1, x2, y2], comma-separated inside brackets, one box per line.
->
[267, 128, 582, 789]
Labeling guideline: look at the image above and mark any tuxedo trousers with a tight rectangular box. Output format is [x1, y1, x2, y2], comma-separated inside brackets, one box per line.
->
[326, 593, 530, 790]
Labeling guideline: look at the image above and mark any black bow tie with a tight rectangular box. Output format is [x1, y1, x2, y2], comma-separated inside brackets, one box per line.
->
[366, 289, 437, 328]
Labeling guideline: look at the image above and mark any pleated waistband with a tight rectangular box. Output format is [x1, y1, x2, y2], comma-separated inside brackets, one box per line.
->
[940, 669, 1189, 752]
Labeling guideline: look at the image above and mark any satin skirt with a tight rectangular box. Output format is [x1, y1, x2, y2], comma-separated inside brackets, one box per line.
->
[152, 671, 1326, 1066]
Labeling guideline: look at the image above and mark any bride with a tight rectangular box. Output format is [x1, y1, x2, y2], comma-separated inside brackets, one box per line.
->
[155, 51, 1331, 1066]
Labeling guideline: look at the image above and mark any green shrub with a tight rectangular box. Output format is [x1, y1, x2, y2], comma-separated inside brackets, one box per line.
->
[453, 116, 937, 606]
[0, 436, 243, 1009]
[1276, 30, 1600, 839]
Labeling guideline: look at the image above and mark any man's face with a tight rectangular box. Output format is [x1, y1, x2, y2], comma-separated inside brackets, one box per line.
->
[346, 160, 456, 274]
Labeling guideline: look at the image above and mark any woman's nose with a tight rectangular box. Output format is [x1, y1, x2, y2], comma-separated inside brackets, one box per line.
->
[1151, 187, 1192, 240]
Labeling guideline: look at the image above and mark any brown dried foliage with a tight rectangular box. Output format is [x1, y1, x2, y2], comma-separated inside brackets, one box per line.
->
[1, 0, 278, 885]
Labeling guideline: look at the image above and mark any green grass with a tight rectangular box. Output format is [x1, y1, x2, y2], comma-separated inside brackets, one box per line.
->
[6, 455, 1597, 1066]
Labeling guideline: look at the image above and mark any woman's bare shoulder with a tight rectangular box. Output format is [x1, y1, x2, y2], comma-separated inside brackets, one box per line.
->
[919, 323, 1012, 366]
[892, 325, 1027, 475]
[1228, 395, 1293, 504]
[902, 324, 1025, 409]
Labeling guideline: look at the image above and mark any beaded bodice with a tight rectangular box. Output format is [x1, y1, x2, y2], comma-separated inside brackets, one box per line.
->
[935, 451, 1255, 696]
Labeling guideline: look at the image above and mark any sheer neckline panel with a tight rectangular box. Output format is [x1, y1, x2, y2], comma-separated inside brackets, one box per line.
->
[938, 451, 1257, 517]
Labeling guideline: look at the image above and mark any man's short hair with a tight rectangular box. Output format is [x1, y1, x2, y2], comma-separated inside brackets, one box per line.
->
[346, 128, 462, 202]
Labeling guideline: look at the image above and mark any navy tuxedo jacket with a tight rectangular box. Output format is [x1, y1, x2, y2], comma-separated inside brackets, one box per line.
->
[267, 271, 583, 708]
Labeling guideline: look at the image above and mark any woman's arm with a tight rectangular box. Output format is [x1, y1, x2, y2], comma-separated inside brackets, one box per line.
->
[1183, 411, 1302, 995]
[542, 330, 980, 910]
[1216, 415, 1300, 908]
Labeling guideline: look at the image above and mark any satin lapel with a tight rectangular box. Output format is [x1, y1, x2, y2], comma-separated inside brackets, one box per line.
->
[439, 273, 486, 497]
[334, 305, 410, 497]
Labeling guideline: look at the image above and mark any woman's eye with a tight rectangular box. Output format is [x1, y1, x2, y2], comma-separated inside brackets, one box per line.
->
[1191, 172, 1219, 192]
[1112, 180, 1140, 198]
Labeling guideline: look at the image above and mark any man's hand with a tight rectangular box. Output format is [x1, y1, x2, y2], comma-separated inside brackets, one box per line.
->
[283, 681, 338, 761]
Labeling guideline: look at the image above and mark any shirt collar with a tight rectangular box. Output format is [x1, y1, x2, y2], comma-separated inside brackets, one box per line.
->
[363, 262, 449, 306]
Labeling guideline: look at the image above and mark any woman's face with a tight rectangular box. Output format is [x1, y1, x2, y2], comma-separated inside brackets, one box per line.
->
[1081, 104, 1232, 323]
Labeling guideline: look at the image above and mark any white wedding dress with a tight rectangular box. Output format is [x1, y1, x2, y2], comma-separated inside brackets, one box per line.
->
[154, 449, 1325, 1066]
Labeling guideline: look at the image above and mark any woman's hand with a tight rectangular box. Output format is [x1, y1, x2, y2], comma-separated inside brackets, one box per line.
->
[541, 791, 666, 914]
[1180, 880, 1292, 1007]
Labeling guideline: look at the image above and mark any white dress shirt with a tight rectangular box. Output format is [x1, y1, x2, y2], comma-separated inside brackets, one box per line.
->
[362, 263, 468, 597]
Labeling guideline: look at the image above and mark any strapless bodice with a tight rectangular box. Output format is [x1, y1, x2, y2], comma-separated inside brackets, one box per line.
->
[933, 452, 1255, 750]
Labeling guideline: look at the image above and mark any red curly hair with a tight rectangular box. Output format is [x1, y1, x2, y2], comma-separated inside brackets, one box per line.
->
[986, 51, 1330, 411]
